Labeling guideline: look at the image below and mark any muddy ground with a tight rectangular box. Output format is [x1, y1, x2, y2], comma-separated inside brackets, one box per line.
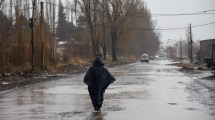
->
[1, 60, 214, 91]
[0, 61, 133, 91]
[1, 60, 214, 120]
[169, 62, 215, 80]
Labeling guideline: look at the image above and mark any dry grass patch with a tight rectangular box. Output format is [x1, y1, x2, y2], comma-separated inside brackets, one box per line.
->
[168, 62, 192, 68]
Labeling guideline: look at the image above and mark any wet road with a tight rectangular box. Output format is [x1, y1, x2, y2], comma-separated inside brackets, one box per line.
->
[0, 60, 215, 120]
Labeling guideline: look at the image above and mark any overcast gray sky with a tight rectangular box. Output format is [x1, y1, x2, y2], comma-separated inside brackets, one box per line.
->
[58, 0, 215, 46]
[143, 0, 215, 46]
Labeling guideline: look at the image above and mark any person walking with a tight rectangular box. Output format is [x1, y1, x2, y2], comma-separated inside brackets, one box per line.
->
[84, 56, 116, 112]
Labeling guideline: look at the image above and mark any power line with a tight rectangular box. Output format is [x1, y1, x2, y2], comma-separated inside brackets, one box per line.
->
[44, 1, 215, 16]
[129, 9, 215, 17]
[55, 21, 215, 36]
[37, 2, 215, 18]
[54, 21, 215, 36]
[129, 21, 215, 31]
[54, 2, 215, 17]
[98, 8, 215, 17]
[192, 21, 215, 27]
[2, 2, 214, 33]
[3, 1, 214, 18]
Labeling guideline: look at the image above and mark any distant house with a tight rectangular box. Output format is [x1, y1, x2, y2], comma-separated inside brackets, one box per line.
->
[57, 41, 69, 60]
[199, 39, 215, 63]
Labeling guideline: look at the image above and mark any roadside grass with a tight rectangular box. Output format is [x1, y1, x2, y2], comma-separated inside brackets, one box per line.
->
[167, 62, 193, 68]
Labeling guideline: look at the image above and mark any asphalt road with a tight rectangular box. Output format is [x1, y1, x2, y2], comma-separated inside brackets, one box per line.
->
[0, 60, 214, 120]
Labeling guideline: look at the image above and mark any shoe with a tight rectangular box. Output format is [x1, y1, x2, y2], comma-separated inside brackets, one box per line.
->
[94, 107, 101, 112]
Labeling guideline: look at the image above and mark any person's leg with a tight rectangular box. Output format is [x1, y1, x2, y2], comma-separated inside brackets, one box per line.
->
[97, 91, 104, 109]
[88, 87, 100, 111]
[94, 94, 101, 111]
[88, 87, 96, 107]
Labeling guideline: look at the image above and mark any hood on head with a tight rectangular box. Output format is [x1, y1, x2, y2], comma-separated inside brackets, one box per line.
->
[93, 56, 104, 67]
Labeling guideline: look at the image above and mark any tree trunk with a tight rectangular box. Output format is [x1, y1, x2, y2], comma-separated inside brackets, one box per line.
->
[30, 0, 36, 72]
[102, 42, 106, 60]
[102, 0, 106, 60]
[111, 31, 117, 61]
[89, 25, 96, 56]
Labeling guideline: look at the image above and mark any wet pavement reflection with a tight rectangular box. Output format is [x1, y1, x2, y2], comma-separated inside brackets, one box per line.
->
[0, 60, 215, 120]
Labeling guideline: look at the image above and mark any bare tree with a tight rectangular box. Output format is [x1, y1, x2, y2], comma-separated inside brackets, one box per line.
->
[45, 0, 56, 61]
[101, 0, 106, 60]
[51, 0, 56, 61]
[105, 0, 140, 61]
[0, 0, 4, 9]
[74, 0, 78, 26]
[80, 0, 100, 56]
[29, 0, 37, 71]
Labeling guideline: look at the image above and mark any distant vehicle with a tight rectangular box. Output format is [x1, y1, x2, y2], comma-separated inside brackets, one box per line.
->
[159, 54, 166, 58]
[155, 54, 166, 59]
[141, 54, 149, 63]
[150, 56, 155, 60]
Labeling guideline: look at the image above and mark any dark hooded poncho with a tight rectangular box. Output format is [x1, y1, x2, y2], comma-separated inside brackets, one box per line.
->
[84, 56, 115, 91]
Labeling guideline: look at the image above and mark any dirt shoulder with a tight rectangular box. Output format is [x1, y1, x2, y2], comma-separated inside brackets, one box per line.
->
[0, 60, 134, 91]
[168, 62, 215, 80]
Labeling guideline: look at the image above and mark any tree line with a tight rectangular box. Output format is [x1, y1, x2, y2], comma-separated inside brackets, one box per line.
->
[0, 0, 160, 73]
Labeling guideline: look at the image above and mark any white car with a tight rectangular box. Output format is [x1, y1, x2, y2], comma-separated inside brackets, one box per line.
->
[141, 54, 149, 63]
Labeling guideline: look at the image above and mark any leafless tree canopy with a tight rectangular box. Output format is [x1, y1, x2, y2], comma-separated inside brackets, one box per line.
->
[0, 0, 160, 73]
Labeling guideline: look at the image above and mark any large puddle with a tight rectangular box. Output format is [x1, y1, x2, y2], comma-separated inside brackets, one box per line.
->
[0, 60, 214, 120]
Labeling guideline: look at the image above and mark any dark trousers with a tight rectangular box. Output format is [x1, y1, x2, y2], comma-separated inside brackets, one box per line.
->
[88, 87, 104, 109]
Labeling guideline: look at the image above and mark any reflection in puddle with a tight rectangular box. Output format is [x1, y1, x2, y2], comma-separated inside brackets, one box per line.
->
[1, 60, 215, 120]
[167, 103, 178, 105]
[49, 111, 106, 120]
[49, 111, 88, 120]
[85, 112, 105, 120]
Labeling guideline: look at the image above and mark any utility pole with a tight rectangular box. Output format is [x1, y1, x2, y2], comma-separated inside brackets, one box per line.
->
[30, 0, 36, 72]
[52, 3, 56, 62]
[175, 43, 178, 58]
[190, 24, 193, 63]
[40, 2, 44, 70]
[180, 38, 182, 60]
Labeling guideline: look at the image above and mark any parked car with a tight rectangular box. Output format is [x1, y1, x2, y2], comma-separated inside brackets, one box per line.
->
[159, 54, 166, 59]
[141, 54, 149, 63]
[150, 56, 155, 60]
